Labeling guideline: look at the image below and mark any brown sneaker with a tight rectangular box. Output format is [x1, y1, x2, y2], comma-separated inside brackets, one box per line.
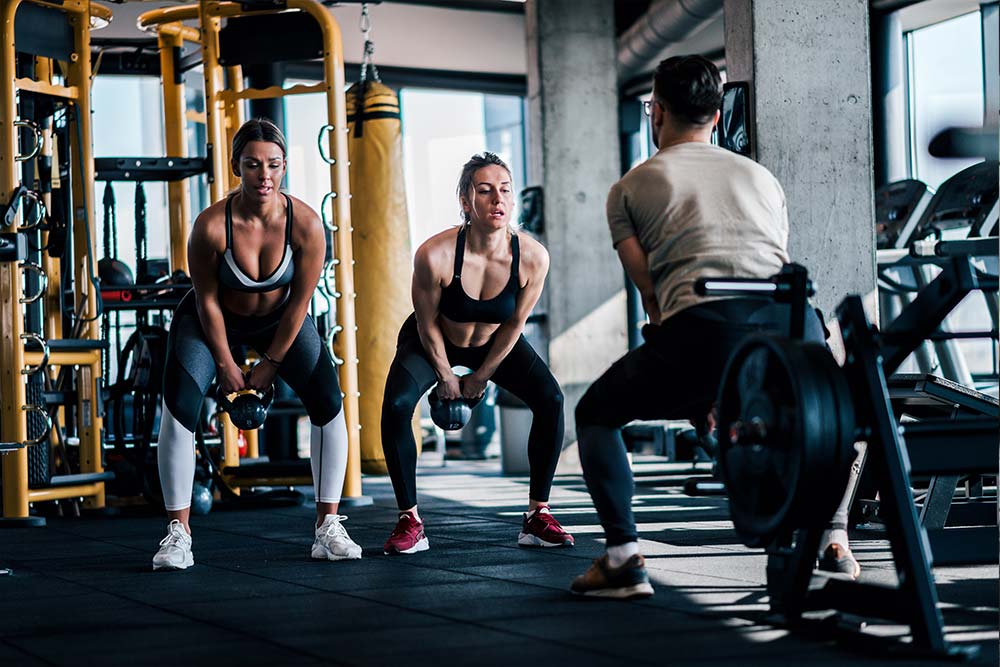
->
[570, 554, 654, 599]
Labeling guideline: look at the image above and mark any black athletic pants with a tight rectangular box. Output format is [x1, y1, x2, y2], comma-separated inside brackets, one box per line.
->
[381, 314, 564, 510]
[576, 298, 826, 546]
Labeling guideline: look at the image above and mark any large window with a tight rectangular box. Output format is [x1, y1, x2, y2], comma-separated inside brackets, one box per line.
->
[91, 70, 210, 272]
[905, 11, 985, 188]
[904, 10, 994, 386]
[90, 75, 170, 276]
[283, 86, 525, 251]
[283, 84, 329, 212]
[400, 89, 524, 247]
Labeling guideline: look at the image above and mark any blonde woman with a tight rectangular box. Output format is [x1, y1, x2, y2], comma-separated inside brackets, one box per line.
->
[379, 153, 573, 555]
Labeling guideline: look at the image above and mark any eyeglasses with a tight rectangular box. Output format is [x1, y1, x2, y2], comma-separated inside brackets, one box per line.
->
[642, 99, 661, 117]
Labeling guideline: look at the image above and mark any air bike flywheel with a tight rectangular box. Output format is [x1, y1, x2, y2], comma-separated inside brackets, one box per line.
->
[717, 335, 857, 548]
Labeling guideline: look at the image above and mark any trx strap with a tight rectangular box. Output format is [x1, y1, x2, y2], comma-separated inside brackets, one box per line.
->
[135, 181, 147, 281]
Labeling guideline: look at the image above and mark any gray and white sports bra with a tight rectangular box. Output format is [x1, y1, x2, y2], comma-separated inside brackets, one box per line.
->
[218, 193, 295, 293]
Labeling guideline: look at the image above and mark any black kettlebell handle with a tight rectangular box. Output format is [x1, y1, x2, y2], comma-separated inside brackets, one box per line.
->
[431, 380, 483, 409]
[217, 387, 235, 412]
[258, 383, 275, 409]
[217, 384, 275, 411]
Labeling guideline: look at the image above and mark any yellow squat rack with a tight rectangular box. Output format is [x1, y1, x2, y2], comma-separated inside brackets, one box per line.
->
[138, 0, 366, 502]
[1, 0, 113, 523]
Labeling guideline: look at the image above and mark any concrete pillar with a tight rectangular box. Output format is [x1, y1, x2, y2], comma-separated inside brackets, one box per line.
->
[525, 0, 625, 443]
[872, 10, 908, 185]
[724, 0, 876, 316]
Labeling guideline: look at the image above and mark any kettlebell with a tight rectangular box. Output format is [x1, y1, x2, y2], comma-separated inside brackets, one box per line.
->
[98, 257, 135, 287]
[428, 384, 483, 431]
[217, 385, 275, 430]
[190, 482, 213, 516]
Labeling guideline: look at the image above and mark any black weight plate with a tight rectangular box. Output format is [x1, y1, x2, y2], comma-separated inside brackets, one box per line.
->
[718, 336, 854, 547]
[797, 342, 856, 529]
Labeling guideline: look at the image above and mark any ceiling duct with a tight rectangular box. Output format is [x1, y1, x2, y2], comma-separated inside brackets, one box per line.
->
[617, 0, 723, 80]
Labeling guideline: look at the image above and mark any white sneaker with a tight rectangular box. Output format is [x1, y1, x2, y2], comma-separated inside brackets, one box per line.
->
[152, 519, 194, 571]
[311, 514, 362, 561]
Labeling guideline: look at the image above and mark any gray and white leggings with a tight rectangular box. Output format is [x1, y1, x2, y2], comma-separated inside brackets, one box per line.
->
[157, 290, 348, 510]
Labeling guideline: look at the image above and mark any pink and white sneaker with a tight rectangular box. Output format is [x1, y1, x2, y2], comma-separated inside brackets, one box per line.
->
[383, 512, 430, 555]
[518, 507, 574, 548]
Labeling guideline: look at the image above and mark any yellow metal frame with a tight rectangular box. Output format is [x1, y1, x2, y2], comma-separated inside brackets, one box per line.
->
[138, 0, 364, 500]
[36, 57, 66, 453]
[157, 29, 195, 275]
[1, 0, 107, 518]
[223, 65, 245, 194]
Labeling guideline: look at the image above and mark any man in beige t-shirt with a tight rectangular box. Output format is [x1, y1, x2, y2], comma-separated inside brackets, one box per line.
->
[570, 56, 857, 600]
[605, 132, 789, 323]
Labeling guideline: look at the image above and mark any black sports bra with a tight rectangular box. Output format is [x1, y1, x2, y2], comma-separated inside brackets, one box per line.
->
[438, 224, 520, 324]
[218, 194, 295, 293]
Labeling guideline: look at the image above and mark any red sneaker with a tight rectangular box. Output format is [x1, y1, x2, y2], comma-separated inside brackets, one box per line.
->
[383, 512, 430, 555]
[518, 507, 574, 548]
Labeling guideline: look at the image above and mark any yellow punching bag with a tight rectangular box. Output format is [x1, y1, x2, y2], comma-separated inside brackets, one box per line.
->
[346, 80, 420, 475]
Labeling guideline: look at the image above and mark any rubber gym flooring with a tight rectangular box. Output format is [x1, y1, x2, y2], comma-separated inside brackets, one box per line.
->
[1, 455, 996, 666]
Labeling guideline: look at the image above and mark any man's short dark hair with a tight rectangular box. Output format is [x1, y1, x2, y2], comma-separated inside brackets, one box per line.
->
[652, 55, 723, 126]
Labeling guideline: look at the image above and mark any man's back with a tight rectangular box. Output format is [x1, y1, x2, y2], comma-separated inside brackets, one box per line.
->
[607, 141, 789, 321]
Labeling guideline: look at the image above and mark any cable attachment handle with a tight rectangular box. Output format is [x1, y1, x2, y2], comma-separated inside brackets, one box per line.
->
[322, 259, 342, 299]
[317, 125, 336, 165]
[21, 404, 53, 447]
[18, 190, 47, 231]
[18, 261, 48, 304]
[320, 190, 339, 230]
[14, 119, 41, 162]
[20, 333, 49, 375]
[324, 323, 345, 365]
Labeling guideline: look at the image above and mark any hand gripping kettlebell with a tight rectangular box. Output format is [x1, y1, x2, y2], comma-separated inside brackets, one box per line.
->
[217, 385, 275, 430]
[428, 384, 483, 431]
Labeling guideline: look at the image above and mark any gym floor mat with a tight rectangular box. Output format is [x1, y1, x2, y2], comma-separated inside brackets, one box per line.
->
[1, 458, 995, 666]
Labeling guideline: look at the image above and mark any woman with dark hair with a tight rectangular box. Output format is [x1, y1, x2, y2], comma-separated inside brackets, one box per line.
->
[151, 118, 361, 570]
[379, 152, 573, 555]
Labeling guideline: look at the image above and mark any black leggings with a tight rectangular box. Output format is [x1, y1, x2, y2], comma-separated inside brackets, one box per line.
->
[575, 298, 827, 546]
[381, 314, 564, 510]
[163, 290, 342, 431]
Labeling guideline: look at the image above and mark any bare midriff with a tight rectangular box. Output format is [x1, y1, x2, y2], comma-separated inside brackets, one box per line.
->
[438, 316, 501, 348]
[220, 286, 289, 317]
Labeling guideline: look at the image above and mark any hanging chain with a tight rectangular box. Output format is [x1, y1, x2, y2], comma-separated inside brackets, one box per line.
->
[359, 2, 380, 83]
[359, 2, 372, 35]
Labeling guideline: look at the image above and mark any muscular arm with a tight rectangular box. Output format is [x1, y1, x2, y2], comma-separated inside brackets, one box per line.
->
[266, 211, 325, 362]
[412, 243, 456, 382]
[188, 212, 239, 375]
[245, 205, 325, 389]
[616, 235, 661, 325]
[465, 238, 548, 396]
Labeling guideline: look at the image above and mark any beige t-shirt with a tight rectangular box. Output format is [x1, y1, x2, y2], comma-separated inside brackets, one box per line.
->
[607, 141, 790, 322]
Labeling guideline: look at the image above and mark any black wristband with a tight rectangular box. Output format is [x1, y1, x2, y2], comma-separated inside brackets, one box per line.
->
[262, 351, 282, 367]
